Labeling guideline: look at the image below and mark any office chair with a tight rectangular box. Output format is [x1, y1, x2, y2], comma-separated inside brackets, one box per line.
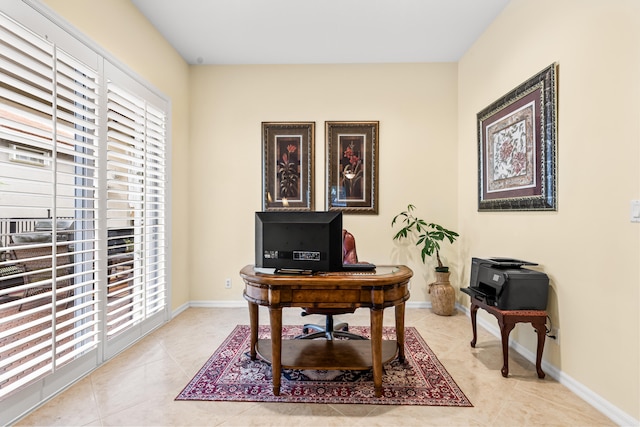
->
[298, 229, 368, 340]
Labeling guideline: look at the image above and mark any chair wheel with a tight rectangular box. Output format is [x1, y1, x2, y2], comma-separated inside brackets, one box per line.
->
[303, 327, 310, 334]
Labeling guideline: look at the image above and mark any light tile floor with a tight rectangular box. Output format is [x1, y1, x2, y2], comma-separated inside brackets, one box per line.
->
[17, 307, 614, 426]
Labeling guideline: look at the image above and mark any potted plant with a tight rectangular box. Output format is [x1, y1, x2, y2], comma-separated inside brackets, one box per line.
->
[392, 204, 459, 315]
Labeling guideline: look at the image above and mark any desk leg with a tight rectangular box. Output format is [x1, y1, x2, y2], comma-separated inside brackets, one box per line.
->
[395, 302, 406, 363]
[532, 321, 547, 379]
[470, 302, 479, 348]
[370, 307, 384, 397]
[248, 301, 258, 360]
[269, 307, 283, 396]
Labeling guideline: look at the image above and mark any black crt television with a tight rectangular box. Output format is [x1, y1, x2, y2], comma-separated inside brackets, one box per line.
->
[255, 211, 343, 272]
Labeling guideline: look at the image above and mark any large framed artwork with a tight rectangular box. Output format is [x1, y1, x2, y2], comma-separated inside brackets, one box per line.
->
[477, 63, 558, 211]
[325, 121, 379, 214]
[262, 122, 315, 211]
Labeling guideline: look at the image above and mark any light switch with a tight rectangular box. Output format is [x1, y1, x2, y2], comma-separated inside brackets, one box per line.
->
[632, 200, 640, 223]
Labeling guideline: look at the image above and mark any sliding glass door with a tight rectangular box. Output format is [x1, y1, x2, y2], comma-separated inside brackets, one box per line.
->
[0, 3, 169, 423]
[103, 65, 168, 358]
[0, 10, 101, 398]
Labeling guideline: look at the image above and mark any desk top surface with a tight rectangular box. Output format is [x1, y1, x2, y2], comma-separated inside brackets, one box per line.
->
[240, 264, 413, 287]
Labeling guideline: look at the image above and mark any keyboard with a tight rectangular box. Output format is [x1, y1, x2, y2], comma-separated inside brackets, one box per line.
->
[341, 262, 376, 271]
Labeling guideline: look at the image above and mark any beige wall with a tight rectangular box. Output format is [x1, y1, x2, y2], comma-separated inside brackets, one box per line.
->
[42, 0, 191, 311]
[458, 0, 639, 419]
[188, 63, 459, 302]
[41, 0, 640, 421]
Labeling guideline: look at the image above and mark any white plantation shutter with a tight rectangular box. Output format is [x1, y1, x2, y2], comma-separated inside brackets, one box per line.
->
[52, 49, 100, 365]
[142, 104, 167, 317]
[0, 11, 100, 397]
[105, 81, 167, 342]
[0, 4, 169, 422]
[106, 83, 146, 338]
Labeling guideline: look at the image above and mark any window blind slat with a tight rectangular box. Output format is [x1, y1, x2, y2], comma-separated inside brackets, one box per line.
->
[0, 13, 53, 56]
[0, 87, 53, 124]
[0, 34, 53, 83]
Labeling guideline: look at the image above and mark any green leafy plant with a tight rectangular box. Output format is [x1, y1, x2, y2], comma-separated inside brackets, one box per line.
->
[392, 204, 459, 272]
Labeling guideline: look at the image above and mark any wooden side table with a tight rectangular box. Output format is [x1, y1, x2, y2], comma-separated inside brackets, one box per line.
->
[469, 298, 547, 379]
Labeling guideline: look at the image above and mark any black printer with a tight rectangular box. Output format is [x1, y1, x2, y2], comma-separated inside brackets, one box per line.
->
[461, 257, 549, 310]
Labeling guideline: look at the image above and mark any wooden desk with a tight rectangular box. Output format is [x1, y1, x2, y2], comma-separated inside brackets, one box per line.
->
[469, 298, 547, 379]
[240, 265, 413, 397]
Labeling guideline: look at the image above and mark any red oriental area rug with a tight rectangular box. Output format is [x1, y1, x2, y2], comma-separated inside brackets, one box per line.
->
[176, 325, 472, 407]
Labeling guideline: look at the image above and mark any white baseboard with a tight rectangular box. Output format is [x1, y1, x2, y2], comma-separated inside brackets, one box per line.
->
[456, 304, 638, 427]
[171, 301, 190, 318]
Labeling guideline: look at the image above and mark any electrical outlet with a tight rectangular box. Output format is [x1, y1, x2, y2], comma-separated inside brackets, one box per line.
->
[549, 327, 560, 344]
[632, 200, 640, 222]
[225, 278, 232, 289]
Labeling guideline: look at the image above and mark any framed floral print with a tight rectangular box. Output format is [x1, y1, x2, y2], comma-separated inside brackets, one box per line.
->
[262, 122, 315, 211]
[477, 63, 558, 211]
[325, 121, 379, 214]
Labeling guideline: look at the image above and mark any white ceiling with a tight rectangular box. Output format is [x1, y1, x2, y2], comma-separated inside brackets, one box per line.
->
[131, 0, 511, 65]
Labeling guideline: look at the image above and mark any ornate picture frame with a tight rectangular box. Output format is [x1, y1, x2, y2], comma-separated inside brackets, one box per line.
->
[477, 63, 558, 211]
[262, 122, 315, 211]
[325, 121, 379, 214]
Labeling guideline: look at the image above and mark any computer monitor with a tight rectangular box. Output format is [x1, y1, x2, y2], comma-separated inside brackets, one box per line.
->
[255, 211, 343, 272]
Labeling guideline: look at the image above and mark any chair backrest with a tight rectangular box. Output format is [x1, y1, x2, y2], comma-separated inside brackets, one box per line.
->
[302, 230, 360, 317]
[342, 229, 358, 264]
